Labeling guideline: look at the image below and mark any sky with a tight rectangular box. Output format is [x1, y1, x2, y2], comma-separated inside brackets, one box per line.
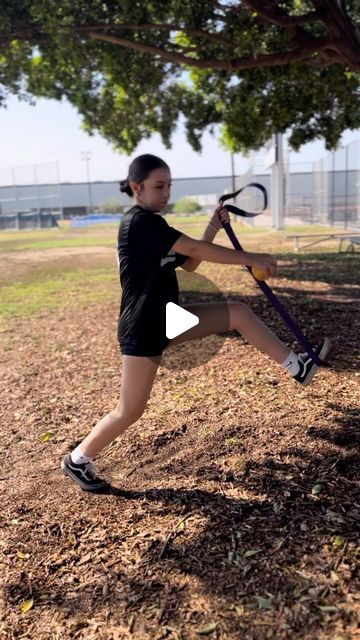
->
[1, 95, 359, 184]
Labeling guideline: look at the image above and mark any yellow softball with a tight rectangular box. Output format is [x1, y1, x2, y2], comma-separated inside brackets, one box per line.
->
[252, 267, 268, 281]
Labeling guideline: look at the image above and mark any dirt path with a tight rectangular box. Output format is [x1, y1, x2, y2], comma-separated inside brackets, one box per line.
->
[0, 247, 116, 285]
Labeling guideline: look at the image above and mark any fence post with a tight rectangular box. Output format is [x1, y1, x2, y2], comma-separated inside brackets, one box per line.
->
[331, 152, 335, 227]
[345, 144, 349, 230]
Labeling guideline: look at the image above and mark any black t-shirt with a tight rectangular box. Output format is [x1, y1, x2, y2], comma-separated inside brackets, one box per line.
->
[117, 205, 188, 353]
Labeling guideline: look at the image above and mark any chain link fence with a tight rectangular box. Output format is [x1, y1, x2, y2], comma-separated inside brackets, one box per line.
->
[313, 140, 360, 229]
[234, 138, 360, 229]
[0, 162, 62, 229]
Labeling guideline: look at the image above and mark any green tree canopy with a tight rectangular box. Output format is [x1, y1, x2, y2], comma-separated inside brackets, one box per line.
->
[100, 197, 123, 213]
[1, 1, 360, 154]
[173, 197, 201, 214]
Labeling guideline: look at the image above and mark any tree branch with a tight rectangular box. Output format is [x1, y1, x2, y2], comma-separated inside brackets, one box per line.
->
[229, 0, 324, 54]
[2, 4, 360, 72]
[240, 0, 323, 28]
[87, 31, 234, 68]
[1, 21, 233, 50]
[69, 22, 233, 49]
[310, 0, 360, 67]
[88, 31, 344, 71]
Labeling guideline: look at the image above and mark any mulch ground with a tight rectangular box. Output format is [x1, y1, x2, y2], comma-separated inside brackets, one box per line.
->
[0, 250, 359, 640]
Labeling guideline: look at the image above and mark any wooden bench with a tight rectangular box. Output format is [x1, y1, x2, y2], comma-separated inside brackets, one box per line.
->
[286, 232, 360, 252]
[338, 236, 360, 252]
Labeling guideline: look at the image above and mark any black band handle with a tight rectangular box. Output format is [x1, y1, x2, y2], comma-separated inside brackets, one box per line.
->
[219, 182, 268, 218]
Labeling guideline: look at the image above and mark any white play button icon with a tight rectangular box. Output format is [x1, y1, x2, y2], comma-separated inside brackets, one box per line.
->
[166, 302, 199, 339]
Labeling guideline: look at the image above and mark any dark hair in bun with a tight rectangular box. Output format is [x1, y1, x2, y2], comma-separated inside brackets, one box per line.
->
[119, 154, 169, 198]
[119, 178, 133, 197]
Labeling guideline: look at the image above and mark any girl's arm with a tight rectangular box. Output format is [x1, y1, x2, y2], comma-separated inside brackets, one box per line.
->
[180, 222, 218, 272]
[172, 234, 277, 276]
[180, 205, 230, 272]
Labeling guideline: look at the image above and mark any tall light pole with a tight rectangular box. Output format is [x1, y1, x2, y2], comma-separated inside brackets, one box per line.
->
[269, 133, 284, 230]
[230, 152, 237, 222]
[81, 151, 93, 214]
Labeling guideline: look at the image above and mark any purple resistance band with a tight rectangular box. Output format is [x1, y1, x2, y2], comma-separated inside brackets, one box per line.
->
[219, 184, 325, 366]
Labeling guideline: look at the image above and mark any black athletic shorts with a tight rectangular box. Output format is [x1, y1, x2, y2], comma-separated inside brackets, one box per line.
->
[118, 298, 171, 358]
[119, 337, 170, 358]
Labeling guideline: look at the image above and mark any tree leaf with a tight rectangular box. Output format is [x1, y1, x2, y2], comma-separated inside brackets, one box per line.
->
[235, 605, 244, 615]
[40, 431, 54, 442]
[195, 622, 219, 635]
[326, 510, 345, 524]
[332, 535, 344, 548]
[273, 502, 280, 514]
[20, 598, 34, 613]
[78, 552, 92, 566]
[256, 596, 273, 610]
[312, 484, 322, 495]
[243, 549, 261, 558]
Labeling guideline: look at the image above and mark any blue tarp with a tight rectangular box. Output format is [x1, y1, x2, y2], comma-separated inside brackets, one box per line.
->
[71, 213, 123, 227]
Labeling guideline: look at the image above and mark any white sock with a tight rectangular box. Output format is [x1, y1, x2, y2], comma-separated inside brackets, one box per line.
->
[71, 445, 92, 465]
[281, 351, 300, 376]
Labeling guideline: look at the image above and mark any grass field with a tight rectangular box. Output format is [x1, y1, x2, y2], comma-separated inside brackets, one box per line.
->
[0, 217, 359, 640]
[0, 218, 351, 324]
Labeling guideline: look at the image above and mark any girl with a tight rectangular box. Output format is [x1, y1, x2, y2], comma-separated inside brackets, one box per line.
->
[61, 154, 330, 492]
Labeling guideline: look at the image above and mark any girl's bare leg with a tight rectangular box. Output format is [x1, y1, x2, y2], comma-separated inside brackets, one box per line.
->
[168, 301, 290, 364]
[77, 301, 289, 460]
[79, 354, 160, 458]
